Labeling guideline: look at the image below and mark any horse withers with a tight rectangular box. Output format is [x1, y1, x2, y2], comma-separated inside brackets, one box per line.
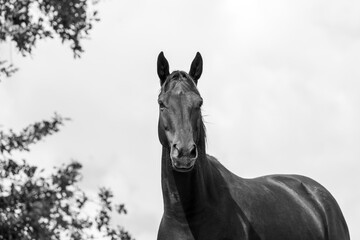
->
[156, 52, 350, 240]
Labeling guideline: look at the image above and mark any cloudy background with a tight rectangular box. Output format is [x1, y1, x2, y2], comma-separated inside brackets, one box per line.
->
[1, 0, 359, 239]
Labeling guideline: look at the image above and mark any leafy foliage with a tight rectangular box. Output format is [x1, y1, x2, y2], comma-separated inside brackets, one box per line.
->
[0, 60, 18, 78]
[0, 115, 134, 240]
[0, 113, 68, 154]
[0, 2, 134, 238]
[0, 0, 100, 80]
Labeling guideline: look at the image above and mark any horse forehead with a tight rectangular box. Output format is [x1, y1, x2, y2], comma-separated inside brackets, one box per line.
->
[172, 82, 191, 95]
[161, 82, 199, 102]
[166, 94, 190, 111]
[168, 90, 199, 106]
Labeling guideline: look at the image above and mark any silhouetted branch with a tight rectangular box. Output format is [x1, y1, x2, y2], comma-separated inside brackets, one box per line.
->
[0, 0, 100, 80]
[0, 159, 134, 240]
[0, 60, 18, 80]
[0, 113, 69, 154]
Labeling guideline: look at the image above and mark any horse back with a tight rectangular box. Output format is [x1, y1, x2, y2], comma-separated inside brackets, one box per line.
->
[208, 156, 350, 240]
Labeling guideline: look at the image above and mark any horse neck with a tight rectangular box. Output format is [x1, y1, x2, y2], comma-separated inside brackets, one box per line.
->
[161, 141, 219, 218]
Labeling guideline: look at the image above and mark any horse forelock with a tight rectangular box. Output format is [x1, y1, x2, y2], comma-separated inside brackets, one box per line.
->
[161, 71, 198, 94]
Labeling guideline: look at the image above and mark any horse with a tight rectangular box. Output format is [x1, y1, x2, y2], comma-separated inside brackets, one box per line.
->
[156, 52, 350, 240]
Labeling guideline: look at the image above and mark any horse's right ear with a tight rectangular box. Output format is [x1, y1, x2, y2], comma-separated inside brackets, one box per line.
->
[189, 52, 203, 85]
[157, 52, 170, 86]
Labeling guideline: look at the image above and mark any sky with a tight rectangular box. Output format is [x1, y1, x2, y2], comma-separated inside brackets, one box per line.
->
[1, 0, 359, 239]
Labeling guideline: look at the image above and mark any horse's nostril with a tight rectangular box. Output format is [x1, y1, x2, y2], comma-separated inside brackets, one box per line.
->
[172, 144, 181, 158]
[189, 145, 197, 159]
[172, 143, 197, 159]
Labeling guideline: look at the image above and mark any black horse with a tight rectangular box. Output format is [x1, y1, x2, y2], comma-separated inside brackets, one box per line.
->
[156, 52, 350, 240]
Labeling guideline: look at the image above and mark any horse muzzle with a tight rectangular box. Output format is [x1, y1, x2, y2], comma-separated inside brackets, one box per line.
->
[170, 143, 198, 172]
[171, 157, 196, 172]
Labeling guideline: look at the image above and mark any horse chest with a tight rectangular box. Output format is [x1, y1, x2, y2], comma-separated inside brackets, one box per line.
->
[158, 206, 250, 240]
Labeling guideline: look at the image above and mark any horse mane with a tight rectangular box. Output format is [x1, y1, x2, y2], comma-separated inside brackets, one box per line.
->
[198, 114, 207, 155]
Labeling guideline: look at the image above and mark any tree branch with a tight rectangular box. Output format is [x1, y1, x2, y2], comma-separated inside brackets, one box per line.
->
[0, 113, 69, 154]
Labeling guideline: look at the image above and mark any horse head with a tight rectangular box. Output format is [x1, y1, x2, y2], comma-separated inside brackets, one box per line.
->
[157, 52, 205, 172]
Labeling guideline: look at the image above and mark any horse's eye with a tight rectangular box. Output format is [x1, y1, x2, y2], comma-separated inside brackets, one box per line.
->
[199, 100, 203, 107]
[197, 99, 203, 109]
[158, 100, 166, 110]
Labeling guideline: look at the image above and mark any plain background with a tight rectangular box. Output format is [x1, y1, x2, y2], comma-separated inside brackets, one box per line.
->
[1, 0, 359, 239]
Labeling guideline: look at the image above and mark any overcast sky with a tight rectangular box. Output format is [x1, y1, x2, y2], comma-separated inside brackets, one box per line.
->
[1, 0, 359, 239]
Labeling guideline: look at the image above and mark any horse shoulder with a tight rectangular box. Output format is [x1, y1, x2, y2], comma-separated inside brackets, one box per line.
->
[257, 174, 349, 240]
[205, 155, 262, 240]
[268, 174, 349, 240]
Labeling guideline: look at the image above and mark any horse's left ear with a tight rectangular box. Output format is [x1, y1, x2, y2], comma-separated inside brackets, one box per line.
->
[189, 52, 203, 85]
[157, 52, 170, 86]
